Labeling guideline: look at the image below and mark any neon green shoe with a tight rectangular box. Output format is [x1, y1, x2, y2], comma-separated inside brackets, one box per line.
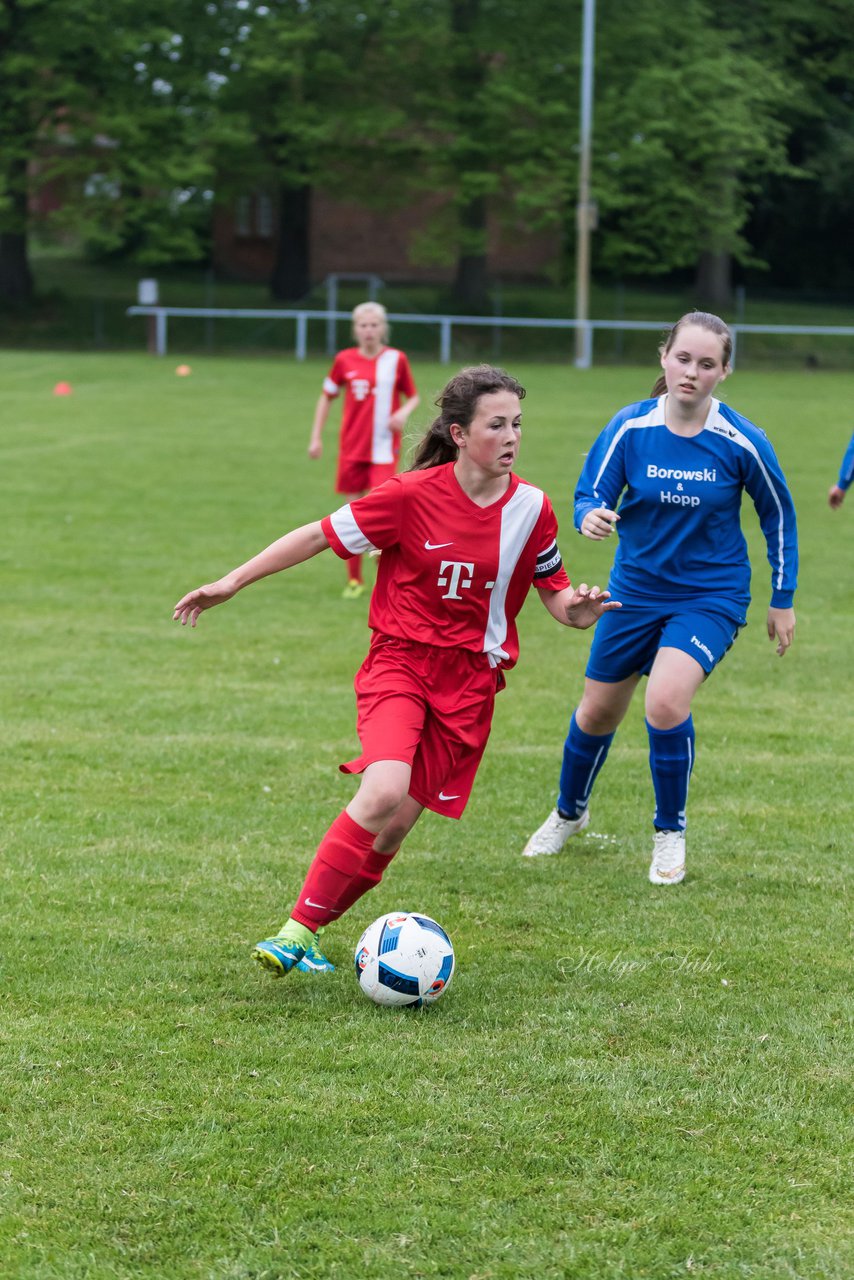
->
[342, 580, 366, 600]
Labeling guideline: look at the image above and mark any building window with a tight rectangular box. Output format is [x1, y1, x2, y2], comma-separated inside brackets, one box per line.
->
[256, 193, 273, 238]
[235, 192, 274, 239]
[235, 195, 251, 237]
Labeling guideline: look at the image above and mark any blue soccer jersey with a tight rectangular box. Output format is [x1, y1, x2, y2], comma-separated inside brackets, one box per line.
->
[574, 395, 798, 613]
[837, 431, 854, 491]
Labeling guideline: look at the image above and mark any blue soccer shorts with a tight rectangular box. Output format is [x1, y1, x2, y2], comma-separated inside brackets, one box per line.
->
[585, 601, 744, 682]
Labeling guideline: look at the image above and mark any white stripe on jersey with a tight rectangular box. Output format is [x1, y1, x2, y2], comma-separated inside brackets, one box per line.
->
[328, 503, 378, 555]
[707, 409, 788, 592]
[323, 376, 339, 396]
[483, 484, 545, 666]
[372, 349, 400, 464]
[591, 399, 662, 499]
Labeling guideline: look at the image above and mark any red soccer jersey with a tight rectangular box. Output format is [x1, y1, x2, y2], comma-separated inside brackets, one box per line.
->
[320, 464, 571, 669]
[323, 347, 417, 465]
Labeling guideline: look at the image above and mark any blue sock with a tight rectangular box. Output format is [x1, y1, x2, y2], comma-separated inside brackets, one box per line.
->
[557, 710, 615, 820]
[646, 716, 695, 831]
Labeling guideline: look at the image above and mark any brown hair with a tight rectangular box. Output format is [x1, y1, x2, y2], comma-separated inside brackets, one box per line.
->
[651, 311, 733, 397]
[410, 364, 526, 470]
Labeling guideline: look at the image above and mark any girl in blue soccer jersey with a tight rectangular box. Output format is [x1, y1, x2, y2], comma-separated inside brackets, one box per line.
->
[523, 311, 798, 884]
[828, 431, 854, 508]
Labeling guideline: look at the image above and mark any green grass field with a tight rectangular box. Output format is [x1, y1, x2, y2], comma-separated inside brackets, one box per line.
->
[2, 351, 852, 1279]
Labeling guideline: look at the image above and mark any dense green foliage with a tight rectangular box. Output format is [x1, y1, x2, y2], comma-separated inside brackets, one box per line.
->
[1, 2, 853, 304]
[2, 351, 852, 1277]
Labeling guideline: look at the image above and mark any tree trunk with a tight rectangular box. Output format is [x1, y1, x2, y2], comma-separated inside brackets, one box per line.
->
[695, 251, 732, 311]
[0, 169, 34, 304]
[0, 230, 33, 303]
[452, 194, 489, 312]
[270, 183, 311, 301]
[449, 0, 489, 313]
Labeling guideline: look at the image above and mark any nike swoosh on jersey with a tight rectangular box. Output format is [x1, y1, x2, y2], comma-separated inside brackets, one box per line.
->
[438, 791, 461, 801]
[424, 540, 453, 550]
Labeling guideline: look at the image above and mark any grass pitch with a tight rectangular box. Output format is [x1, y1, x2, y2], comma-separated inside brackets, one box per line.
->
[2, 351, 851, 1279]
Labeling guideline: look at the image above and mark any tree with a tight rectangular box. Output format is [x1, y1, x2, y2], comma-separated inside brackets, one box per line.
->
[593, 0, 793, 307]
[733, 0, 854, 289]
[0, 0, 226, 303]
[406, 0, 577, 310]
[210, 0, 423, 300]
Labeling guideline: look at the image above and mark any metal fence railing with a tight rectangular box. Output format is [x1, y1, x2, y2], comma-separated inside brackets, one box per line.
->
[126, 305, 854, 369]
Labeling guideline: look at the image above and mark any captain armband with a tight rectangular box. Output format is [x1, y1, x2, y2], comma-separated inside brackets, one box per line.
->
[534, 542, 563, 579]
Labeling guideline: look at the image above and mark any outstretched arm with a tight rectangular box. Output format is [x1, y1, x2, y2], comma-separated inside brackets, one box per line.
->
[173, 521, 329, 627]
[537, 583, 621, 629]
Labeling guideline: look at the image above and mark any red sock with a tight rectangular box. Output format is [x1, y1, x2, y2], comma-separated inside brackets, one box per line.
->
[330, 846, 399, 918]
[291, 811, 376, 929]
[346, 553, 363, 584]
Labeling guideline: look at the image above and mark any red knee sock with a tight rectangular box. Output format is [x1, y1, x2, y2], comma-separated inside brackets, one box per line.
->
[346, 553, 363, 584]
[329, 846, 399, 918]
[291, 811, 377, 930]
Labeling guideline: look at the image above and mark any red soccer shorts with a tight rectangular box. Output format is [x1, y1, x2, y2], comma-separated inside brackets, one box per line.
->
[335, 457, 397, 495]
[340, 634, 504, 819]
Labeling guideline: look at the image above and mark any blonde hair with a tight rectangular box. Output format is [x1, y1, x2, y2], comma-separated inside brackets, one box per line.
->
[651, 310, 733, 397]
[352, 301, 389, 343]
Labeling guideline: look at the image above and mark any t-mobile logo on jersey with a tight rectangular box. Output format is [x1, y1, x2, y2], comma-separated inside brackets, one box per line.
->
[438, 560, 475, 599]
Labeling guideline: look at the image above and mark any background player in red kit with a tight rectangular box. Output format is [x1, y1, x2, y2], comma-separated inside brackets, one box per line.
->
[174, 365, 620, 976]
[308, 301, 420, 598]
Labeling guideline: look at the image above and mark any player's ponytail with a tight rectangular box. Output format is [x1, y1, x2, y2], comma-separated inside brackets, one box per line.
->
[652, 311, 733, 397]
[410, 364, 526, 470]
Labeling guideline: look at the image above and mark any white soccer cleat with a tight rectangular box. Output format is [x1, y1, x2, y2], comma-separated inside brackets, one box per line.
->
[522, 807, 590, 857]
[649, 829, 686, 885]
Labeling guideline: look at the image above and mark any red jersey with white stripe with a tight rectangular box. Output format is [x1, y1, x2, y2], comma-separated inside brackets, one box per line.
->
[320, 464, 570, 669]
[323, 347, 416, 465]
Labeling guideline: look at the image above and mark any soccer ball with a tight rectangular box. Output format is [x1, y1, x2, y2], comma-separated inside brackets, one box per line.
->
[354, 912, 455, 1007]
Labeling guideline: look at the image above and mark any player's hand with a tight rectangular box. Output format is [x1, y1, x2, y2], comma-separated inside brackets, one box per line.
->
[388, 409, 407, 433]
[580, 508, 619, 540]
[828, 484, 845, 509]
[173, 578, 237, 628]
[308, 439, 323, 459]
[767, 605, 795, 656]
[565, 584, 621, 630]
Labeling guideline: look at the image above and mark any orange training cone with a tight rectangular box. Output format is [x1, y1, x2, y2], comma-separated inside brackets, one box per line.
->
[175, 364, 192, 377]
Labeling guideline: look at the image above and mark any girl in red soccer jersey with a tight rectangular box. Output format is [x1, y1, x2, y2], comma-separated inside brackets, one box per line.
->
[174, 365, 619, 977]
[308, 301, 420, 599]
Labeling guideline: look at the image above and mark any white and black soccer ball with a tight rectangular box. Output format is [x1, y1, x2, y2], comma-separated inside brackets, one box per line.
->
[354, 912, 455, 1007]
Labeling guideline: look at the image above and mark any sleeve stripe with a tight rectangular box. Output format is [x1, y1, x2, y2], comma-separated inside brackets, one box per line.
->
[713, 419, 789, 593]
[323, 377, 340, 396]
[328, 504, 378, 555]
